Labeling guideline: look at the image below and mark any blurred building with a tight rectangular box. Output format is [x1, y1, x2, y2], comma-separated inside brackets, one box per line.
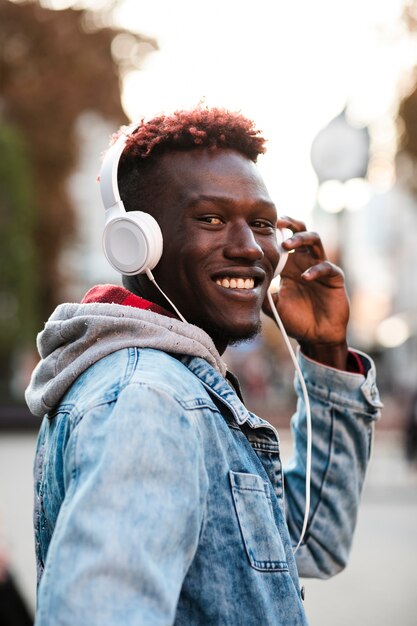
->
[310, 107, 417, 430]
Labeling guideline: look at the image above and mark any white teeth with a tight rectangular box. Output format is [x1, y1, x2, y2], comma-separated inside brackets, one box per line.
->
[215, 277, 255, 290]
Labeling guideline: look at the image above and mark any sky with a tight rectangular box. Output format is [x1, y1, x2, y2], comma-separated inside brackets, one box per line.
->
[42, 0, 417, 220]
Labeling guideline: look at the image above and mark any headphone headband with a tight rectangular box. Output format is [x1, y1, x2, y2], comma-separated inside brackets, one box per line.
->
[100, 123, 140, 212]
[99, 122, 164, 276]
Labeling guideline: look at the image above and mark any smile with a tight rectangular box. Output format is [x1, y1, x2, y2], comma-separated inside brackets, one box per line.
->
[215, 277, 255, 290]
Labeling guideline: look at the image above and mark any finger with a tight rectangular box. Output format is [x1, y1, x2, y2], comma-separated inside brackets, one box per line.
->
[301, 260, 345, 285]
[276, 216, 326, 258]
[276, 216, 307, 233]
[282, 230, 325, 260]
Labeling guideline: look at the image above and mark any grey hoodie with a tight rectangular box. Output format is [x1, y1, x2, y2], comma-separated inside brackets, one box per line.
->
[25, 302, 226, 418]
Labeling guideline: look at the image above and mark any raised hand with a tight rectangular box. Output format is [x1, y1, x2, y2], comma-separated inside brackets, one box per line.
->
[263, 216, 350, 369]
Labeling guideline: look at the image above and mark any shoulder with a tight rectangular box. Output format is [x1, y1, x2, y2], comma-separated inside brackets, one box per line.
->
[64, 347, 212, 414]
[130, 349, 205, 395]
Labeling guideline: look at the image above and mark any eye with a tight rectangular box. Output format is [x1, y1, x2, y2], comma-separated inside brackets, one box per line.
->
[251, 219, 275, 230]
[199, 215, 224, 225]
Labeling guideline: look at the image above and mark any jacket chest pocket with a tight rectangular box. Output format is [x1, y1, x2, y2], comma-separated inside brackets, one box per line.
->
[229, 470, 289, 572]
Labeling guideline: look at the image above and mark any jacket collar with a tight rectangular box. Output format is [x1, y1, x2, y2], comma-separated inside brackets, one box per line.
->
[180, 355, 279, 444]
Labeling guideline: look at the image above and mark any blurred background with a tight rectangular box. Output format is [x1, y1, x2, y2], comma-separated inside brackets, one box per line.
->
[0, 0, 416, 623]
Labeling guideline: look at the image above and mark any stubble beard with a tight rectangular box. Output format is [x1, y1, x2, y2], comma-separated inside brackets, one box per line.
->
[201, 318, 263, 350]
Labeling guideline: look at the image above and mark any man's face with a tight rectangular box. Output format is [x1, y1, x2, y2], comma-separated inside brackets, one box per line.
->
[149, 148, 280, 352]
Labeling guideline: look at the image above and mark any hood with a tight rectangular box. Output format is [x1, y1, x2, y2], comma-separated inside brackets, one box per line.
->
[25, 301, 226, 418]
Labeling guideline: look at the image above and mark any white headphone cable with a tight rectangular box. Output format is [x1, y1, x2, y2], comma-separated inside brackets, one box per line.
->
[146, 268, 311, 553]
[145, 268, 188, 323]
[266, 289, 312, 554]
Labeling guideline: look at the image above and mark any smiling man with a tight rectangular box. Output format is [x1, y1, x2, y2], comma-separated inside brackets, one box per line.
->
[124, 147, 280, 351]
[25, 106, 382, 626]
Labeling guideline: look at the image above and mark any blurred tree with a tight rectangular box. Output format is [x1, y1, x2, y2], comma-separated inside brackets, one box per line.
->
[0, 0, 157, 402]
[0, 123, 39, 401]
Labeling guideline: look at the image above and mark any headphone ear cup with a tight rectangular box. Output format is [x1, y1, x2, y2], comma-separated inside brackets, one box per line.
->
[102, 211, 163, 275]
[274, 228, 289, 277]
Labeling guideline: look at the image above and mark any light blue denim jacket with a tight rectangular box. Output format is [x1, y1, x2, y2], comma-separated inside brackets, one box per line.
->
[26, 302, 382, 626]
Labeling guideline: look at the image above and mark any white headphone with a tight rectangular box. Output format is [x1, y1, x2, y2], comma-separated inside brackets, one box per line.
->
[99, 122, 288, 277]
[100, 123, 163, 276]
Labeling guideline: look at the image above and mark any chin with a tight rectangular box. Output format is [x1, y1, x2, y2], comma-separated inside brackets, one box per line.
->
[227, 334, 259, 348]
[200, 318, 262, 348]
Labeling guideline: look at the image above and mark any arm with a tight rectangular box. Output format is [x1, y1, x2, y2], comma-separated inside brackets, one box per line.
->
[36, 383, 208, 626]
[263, 217, 382, 575]
[284, 349, 382, 578]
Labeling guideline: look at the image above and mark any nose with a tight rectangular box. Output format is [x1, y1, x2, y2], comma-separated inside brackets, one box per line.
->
[223, 221, 264, 262]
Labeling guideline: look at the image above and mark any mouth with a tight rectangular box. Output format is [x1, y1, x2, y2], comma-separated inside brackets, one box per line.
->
[214, 276, 256, 290]
[211, 266, 266, 295]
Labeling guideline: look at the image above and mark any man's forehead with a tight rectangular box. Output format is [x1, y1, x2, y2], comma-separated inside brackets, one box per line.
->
[160, 147, 257, 176]
[159, 148, 270, 196]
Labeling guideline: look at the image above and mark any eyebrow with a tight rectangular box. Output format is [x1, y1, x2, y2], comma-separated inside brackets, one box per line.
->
[189, 194, 276, 210]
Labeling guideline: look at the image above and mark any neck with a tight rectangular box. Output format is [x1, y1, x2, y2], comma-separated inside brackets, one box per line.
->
[123, 274, 175, 313]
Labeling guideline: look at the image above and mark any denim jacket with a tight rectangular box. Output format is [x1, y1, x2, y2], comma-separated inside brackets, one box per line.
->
[27, 301, 382, 625]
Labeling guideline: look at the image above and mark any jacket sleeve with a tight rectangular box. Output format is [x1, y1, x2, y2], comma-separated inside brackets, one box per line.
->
[35, 383, 208, 626]
[283, 349, 382, 579]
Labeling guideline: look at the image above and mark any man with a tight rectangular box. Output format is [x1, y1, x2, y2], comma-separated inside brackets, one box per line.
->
[25, 106, 382, 625]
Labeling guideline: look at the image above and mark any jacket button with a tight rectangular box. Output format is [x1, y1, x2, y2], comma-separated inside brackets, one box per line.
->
[301, 586, 306, 601]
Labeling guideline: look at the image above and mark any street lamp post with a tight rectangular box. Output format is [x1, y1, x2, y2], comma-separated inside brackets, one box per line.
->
[310, 107, 370, 275]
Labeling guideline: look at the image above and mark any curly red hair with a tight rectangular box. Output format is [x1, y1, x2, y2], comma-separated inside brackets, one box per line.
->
[114, 105, 267, 214]
[118, 105, 267, 162]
